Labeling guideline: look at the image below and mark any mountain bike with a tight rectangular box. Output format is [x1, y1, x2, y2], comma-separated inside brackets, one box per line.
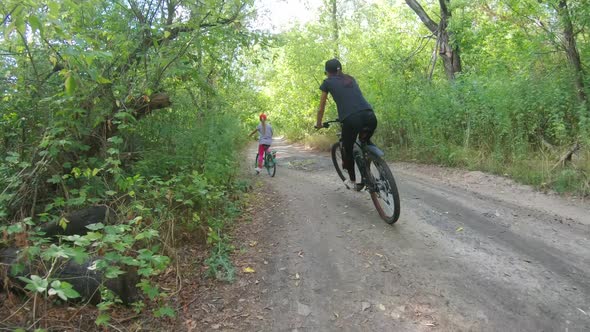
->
[321, 120, 400, 224]
[254, 147, 277, 177]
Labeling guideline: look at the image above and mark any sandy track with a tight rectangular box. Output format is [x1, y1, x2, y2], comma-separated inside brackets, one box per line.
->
[247, 139, 589, 332]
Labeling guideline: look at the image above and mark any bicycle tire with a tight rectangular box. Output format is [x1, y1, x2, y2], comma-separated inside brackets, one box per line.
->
[331, 142, 347, 182]
[366, 152, 401, 224]
[266, 153, 276, 177]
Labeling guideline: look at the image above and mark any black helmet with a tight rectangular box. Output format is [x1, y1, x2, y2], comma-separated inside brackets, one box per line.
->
[325, 58, 341, 74]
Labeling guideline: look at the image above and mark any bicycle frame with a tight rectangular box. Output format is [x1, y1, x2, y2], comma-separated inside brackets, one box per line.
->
[323, 120, 378, 192]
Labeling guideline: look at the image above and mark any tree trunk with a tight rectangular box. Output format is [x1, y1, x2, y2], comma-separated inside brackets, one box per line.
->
[558, 0, 589, 112]
[437, 0, 461, 80]
[405, 0, 462, 80]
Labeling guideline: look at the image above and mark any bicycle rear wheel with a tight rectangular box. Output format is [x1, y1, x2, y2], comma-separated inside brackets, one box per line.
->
[265, 153, 276, 177]
[331, 142, 346, 182]
[366, 152, 400, 224]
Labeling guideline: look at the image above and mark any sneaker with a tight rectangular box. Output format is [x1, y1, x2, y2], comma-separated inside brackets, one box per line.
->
[345, 180, 365, 191]
[344, 180, 353, 189]
[255, 167, 261, 174]
[355, 182, 366, 191]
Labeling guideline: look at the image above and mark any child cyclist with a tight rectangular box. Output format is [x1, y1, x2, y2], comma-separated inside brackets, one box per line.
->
[249, 113, 273, 173]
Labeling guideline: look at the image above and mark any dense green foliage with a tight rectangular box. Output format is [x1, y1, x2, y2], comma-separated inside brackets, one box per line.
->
[0, 0, 264, 327]
[251, 0, 590, 194]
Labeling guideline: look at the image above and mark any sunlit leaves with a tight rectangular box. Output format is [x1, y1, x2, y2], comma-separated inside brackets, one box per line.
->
[28, 15, 42, 34]
[64, 72, 77, 96]
[48, 280, 81, 301]
[19, 275, 48, 293]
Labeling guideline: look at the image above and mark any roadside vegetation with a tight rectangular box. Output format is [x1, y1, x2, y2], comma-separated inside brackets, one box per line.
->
[0, 0, 264, 329]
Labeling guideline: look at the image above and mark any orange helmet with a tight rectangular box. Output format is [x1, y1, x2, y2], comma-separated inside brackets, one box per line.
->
[259, 113, 267, 121]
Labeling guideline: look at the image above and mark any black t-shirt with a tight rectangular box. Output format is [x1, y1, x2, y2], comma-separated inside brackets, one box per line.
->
[319, 74, 372, 121]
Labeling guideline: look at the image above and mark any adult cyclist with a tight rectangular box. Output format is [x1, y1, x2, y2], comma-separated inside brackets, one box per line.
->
[315, 58, 378, 191]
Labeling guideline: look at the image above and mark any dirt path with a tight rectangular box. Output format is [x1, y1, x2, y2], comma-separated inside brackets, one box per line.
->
[81, 138, 586, 331]
[233, 138, 590, 332]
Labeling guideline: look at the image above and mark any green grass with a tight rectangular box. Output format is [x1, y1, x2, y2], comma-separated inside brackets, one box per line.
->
[386, 144, 589, 196]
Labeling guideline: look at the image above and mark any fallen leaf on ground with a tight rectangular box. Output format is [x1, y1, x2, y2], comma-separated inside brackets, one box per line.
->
[249, 241, 258, 247]
[297, 302, 311, 316]
[361, 302, 371, 311]
[390, 311, 401, 319]
[243, 267, 256, 273]
[378, 304, 386, 311]
[456, 227, 464, 232]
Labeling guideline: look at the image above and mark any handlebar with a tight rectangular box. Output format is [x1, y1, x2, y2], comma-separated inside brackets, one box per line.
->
[317, 120, 341, 129]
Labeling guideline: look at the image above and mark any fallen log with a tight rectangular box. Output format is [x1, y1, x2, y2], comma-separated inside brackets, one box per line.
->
[131, 92, 172, 120]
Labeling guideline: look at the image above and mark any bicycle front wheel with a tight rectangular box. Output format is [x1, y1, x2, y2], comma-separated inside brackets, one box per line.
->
[331, 142, 346, 182]
[367, 152, 400, 224]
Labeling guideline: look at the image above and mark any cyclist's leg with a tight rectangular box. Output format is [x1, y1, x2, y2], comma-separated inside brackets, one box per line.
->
[344, 111, 377, 184]
[341, 116, 361, 183]
[263, 144, 271, 164]
[257, 144, 265, 168]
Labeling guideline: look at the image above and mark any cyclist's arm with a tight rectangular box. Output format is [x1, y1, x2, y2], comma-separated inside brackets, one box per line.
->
[316, 91, 328, 128]
[248, 128, 258, 137]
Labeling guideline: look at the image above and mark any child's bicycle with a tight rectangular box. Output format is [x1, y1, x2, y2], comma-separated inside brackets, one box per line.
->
[320, 120, 400, 224]
[254, 148, 277, 177]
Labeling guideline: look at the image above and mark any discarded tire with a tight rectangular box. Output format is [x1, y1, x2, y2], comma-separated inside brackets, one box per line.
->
[39, 206, 117, 239]
[0, 246, 139, 305]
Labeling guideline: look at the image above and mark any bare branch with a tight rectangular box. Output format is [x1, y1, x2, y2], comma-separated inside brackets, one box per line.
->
[405, 0, 438, 33]
[403, 34, 435, 63]
[128, 0, 146, 24]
